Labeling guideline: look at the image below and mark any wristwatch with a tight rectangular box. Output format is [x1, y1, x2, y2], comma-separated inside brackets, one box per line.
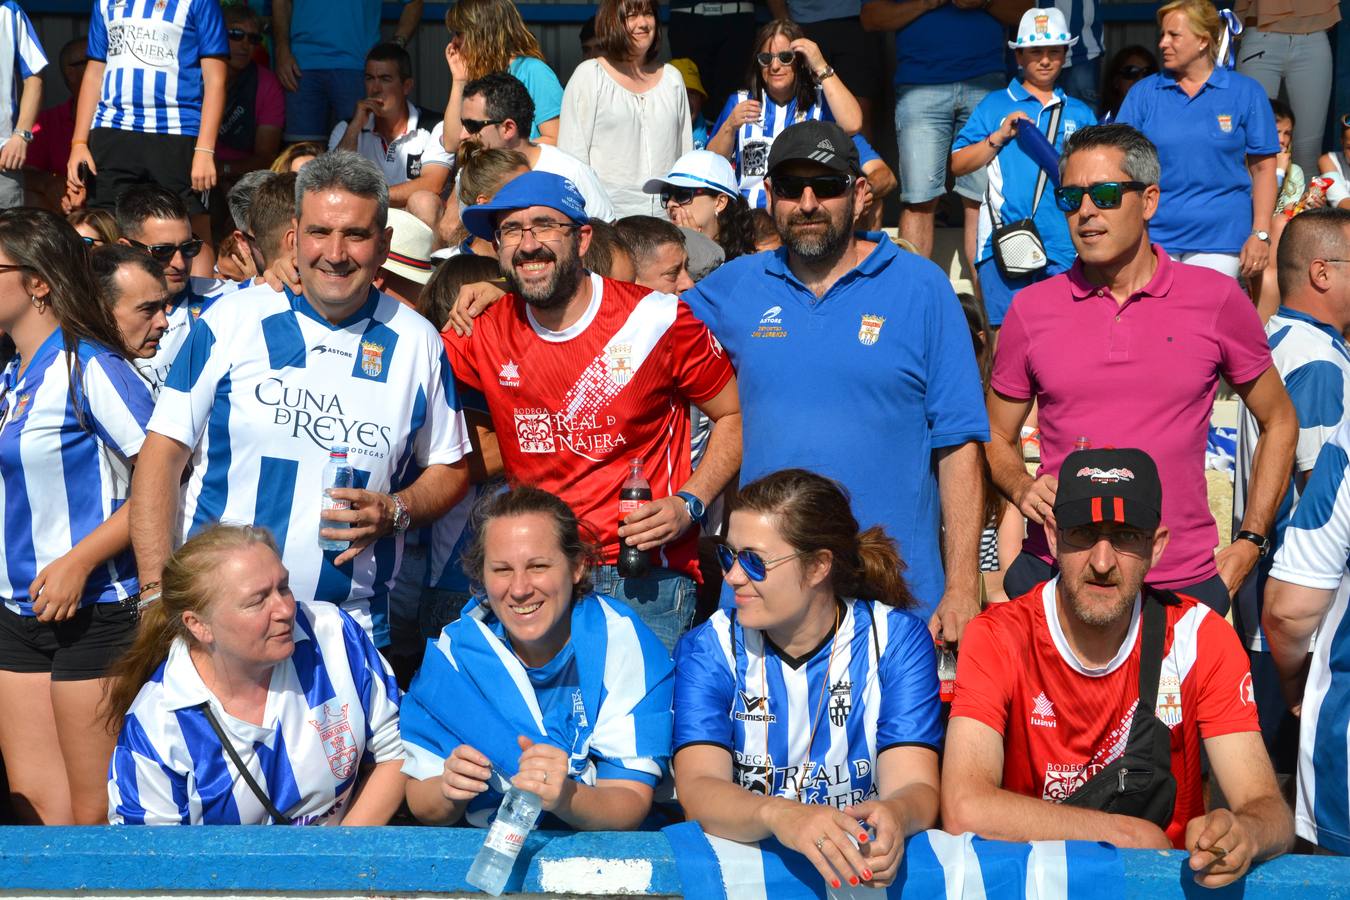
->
[1235, 530, 1271, 558]
[676, 491, 708, 527]
[14, 130, 31, 143]
[1252, 229, 1270, 243]
[389, 492, 411, 534]
[813, 65, 836, 84]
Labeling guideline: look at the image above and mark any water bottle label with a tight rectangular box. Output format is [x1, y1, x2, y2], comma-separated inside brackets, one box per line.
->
[483, 819, 529, 857]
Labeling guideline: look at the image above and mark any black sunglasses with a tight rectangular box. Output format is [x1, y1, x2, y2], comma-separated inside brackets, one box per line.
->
[756, 50, 796, 68]
[770, 173, 853, 200]
[1053, 181, 1147, 212]
[461, 117, 504, 135]
[660, 186, 710, 206]
[1119, 64, 1156, 79]
[127, 237, 205, 264]
[715, 544, 809, 581]
[227, 28, 263, 45]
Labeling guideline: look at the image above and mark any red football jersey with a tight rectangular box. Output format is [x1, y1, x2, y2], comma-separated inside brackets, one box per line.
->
[442, 274, 734, 579]
[951, 579, 1258, 847]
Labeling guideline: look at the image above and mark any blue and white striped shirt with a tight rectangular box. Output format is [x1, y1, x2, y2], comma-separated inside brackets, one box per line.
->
[0, 2, 46, 139]
[87, 0, 229, 136]
[0, 329, 152, 614]
[109, 600, 403, 825]
[712, 89, 832, 210]
[146, 283, 472, 646]
[674, 599, 941, 808]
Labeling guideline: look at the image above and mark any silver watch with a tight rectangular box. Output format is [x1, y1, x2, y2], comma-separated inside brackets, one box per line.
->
[1252, 229, 1270, 243]
[390, 493, 411, 534]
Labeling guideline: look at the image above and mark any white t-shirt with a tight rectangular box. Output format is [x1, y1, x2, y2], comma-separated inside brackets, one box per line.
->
[533, 143, 616, 222]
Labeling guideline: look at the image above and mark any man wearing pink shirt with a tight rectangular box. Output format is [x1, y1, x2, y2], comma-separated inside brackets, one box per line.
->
[988, 124, 1296, 612]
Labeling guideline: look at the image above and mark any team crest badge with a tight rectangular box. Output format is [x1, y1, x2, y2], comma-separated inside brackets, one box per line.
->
[1155, 675, 1183, 729]
[12, 392, 30, 420]
[189, 305, 203, 320]
[606, 343, 633, 386]
[1217, 114, 1233, 134]
[309, 702, 359, 779]
[360, 340, 384, 377]
[828, 679, 852, 727]
[1035, 13, 1050, 34]
[858, 314, 885, 346]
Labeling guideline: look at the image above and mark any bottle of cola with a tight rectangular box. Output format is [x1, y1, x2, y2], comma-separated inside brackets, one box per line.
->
[618, 457, 652, 578]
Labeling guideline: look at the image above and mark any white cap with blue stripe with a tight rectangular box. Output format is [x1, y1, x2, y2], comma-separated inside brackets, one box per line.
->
[642, 150, 740, 200]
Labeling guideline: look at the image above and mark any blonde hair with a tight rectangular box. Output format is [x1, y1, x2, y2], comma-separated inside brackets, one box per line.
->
[270, 141, 324, 174]
[456, 144, 530, 207]
[103, 525, 280, 727]
[1157, 0, 1222, 63]
[446, 0, 546, 80]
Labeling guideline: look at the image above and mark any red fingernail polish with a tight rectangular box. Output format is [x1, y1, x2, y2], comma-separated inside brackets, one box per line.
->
[863, 869, 873, 880]
[858, 832, 869, 842]
[831, 880, 841, 889]
[849, 877, 859, 886]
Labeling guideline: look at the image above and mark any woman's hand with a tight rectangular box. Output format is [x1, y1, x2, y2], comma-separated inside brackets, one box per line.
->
[724, 99, 762, 131]
[512, 735, 572, 812]
[190, 150, 216, 193]
[440, 744, 493, 803]
[445, 42, 468, 83]
[668, 202, 700, 231]
[1239, 233, 1270, 279]
[789, 38, 827, 75]
[845, 800, 904, 887]
[763, 798, 872, 890]
[29, 551, 95, 623]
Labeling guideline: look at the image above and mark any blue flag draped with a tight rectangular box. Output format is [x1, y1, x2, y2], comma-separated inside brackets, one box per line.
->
[1014, 121, 1063, 191]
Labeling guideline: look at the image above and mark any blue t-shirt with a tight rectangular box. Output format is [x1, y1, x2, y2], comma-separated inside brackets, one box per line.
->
[508, 56, 564, 143]
[682, 235, 990, 618]
[894, 6, 1004, 86]
[788, 0, 862, 22]
[1115, 67, 1279, 255]
[288, 0, 408, 71]
[954, 80, 1097, 268]
[674, 599, 941, 805]
[853, 133, 880, 168]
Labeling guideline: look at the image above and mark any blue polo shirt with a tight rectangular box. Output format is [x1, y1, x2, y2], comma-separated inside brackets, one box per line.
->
[954, 81, 1097, 269]
[1115, 67, 1278, 255]
[682, 234, 990, 619]
[893, 6, 1004, 86]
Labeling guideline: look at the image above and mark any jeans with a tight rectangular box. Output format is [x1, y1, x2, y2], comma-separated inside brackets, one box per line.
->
[894, 72, 1004, 204]
[1003, 550, 1231, 614]
[592, 565, 696, 654]
[1237, 29, 1333, 175]
[284, 68, 365, 142]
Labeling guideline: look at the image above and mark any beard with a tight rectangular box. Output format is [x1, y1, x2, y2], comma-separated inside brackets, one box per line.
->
[1061, 566, 1142, 628]
[777, 200, 853, 264]
[500, 240, 584, 310]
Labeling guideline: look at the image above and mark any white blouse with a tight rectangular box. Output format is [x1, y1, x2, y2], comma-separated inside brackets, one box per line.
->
[559, 60, 693, 219]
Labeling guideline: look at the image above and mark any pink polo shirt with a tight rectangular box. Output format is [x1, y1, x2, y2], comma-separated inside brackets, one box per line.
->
[992, 246, 1272, 588]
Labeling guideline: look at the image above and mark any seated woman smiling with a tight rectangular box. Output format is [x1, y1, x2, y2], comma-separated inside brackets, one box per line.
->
[673, 469, 941, 890]
[402, 487, 674, 830]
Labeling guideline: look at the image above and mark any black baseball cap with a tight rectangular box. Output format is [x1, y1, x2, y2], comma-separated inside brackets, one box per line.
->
[766, 121, 861, 177]
[1054, 448, 1162, 532]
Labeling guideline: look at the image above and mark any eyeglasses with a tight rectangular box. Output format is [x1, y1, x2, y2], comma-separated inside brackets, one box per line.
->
[715, 543, 809, 581]
[770, 173, 853, 200]
[494, 221, 577, 245]
[661, 186, 711, 206]
[756, 50, 796, 68]
[462, 117, 504, 135]
[227, 28, 263, 45]
[126, 237, 205, 264]
[1058, 524, 1153, 557]
[1119, 64, 1156, 79]
[1053, 181, 1147, 212]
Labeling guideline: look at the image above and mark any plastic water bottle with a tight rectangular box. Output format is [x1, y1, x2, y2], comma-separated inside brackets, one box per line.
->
[466, 786, 543, 896]
[318, 446, 353, 552]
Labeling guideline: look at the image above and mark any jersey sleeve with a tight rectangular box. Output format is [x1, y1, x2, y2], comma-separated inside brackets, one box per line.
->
[109, 713, 192, 825]
[8, 3, 47, 78]
[337, 608, 404, 765]
[86, 1, 108, 62]
[1192, 611, 1260, 738]
[949, 611, 1015, 735]
[1270, 432, 1350, 590]
[1242, 79, 1280, 156]
[412, 343, 472, 469]
[83, 353, 154, 459]
[922, 274, 990, 447]
[671, 300, 734, 406]
[1216, 281, 1274, 386]
[441, 329, 486, 393]
[148, 318, 224, 448]
[191, 0, 229, 58]
[852, 134, 881, 168]
[673, 622, 736, 753]
[589, 608, 676, 786]
[711, 93, 737, 141]
[1285, 360, 1347, 471]
[989, 297, 1034, 400]
[876, 611, 942, 752]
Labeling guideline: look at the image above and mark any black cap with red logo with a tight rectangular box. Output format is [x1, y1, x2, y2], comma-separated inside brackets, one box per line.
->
[1053, 448, 1162, 532]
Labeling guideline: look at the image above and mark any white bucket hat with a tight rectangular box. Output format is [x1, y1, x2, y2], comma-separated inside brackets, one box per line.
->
[381, 208, 435, 285]
[1008, 7, 1079, 49]
[642, 150, 739, 200]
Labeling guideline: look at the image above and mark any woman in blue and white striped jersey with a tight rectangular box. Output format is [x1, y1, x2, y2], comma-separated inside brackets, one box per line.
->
[402, 486, 675, 830]
[0, 208, 154, 825]
[105, 525, 406, 826]
[673, 469, 942, 891]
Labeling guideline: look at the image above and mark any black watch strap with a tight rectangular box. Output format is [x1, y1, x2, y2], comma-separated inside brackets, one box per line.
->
[1235, 530, 1271, 558]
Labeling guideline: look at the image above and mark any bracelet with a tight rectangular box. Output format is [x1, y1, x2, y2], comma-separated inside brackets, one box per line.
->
[194, 146, 215, 155]
[138, 581, 162, 610]
[987, 136, 1003, 150]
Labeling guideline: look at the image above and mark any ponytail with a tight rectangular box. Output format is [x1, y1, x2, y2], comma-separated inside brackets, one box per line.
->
[843, 526, 917, 609]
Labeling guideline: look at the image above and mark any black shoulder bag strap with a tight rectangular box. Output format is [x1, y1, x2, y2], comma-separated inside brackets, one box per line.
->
[197, 701, 293, 825]
[1136, 588, 1168, 713]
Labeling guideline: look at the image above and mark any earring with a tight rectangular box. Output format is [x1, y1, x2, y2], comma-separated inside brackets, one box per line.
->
[29, 294, 45, 311]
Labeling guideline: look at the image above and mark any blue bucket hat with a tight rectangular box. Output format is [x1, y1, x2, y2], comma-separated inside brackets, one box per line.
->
[461, 171, 590, 242]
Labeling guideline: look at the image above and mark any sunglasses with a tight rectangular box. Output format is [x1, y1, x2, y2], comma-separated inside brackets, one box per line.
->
[715, 543, 809, 582]
[1053, 181, 1147, 212]
[756, 50, 796, 68]
[127, 237, 205, 264]
[80, 235, 102, 247]
[227, 28, 263, 45]
[660, 186, 710, 206]
[1119, 64, 1156, 79]
[770, 173, 853, 200]
[461, 117, 504, 135]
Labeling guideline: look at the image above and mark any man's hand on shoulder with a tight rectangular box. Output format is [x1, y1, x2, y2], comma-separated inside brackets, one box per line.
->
[262, 255, 302, 294]
[445, 280, 507, 336]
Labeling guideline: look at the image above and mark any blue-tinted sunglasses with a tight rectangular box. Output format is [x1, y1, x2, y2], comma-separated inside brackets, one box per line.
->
[715, 543, 809, 581]
[1054, 180, 1147, 212]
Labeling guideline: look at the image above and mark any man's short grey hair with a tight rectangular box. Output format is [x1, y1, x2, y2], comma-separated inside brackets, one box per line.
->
[1059, 124, 1161, 187]
[227, 170, 276, 232]
[294, 150, 389, 228]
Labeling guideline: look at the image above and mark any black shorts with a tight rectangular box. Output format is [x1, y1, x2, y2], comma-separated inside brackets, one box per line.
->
[799, 17, 885, 102]
[0, 601, 137, 681]
[87, 128, 207, 216]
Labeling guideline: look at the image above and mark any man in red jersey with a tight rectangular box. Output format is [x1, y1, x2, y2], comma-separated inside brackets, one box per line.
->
[942, 448, 1292, 888]
[447, 171, 741, 651]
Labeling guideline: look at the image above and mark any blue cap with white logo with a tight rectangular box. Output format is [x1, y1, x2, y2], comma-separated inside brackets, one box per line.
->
[461, 171, 590, 242]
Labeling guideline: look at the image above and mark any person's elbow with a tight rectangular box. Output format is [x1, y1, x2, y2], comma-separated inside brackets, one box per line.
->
[938, 772, 986, 836]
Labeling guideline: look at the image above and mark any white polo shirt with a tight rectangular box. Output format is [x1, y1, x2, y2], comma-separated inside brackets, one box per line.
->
[328, 102, 452, 186]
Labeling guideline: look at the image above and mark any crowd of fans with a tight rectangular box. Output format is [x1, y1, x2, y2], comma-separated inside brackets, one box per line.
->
[0, 0, 1348, 892]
